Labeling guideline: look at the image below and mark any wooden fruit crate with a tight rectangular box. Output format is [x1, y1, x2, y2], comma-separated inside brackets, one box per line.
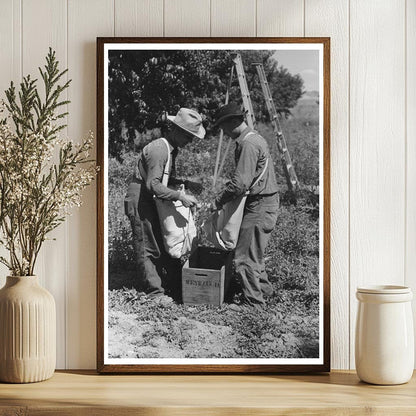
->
[182, 247, 231, 306]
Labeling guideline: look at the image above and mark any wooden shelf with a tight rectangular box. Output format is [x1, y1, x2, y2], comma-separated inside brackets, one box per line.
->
[0, 370, 415, 415]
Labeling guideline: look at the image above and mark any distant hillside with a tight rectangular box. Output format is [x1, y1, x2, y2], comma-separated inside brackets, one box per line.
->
[303, 90, 319, 98]
[291, 90, 319, 120]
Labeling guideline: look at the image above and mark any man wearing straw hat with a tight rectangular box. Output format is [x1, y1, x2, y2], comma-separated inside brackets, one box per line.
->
[213, 102, 280, 309]
[124, 108, 205, 302]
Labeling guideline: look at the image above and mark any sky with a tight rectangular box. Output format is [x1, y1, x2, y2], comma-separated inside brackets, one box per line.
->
[272, 50, 319, 91]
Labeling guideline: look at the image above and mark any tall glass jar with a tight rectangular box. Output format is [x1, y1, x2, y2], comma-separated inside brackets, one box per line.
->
[355, 285, 414, 385]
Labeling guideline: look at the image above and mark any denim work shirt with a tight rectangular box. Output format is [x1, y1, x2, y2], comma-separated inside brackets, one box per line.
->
[215, 127, 279, 207]
[137, 138, 180, 201]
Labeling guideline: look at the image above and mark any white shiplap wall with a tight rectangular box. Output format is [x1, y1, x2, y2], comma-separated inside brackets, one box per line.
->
[0, 0, 414, 370]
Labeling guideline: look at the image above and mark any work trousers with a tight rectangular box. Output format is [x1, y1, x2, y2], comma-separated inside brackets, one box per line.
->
[234, 194, 279, 306]
[127, 183, 182, 301]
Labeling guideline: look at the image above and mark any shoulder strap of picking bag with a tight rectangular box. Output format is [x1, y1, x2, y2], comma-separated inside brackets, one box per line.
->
[154, 138, 197, 258]
[246, 158, 269, 195]
[159, 138, 171, 187]
[137, 138, 171, 186]
[241, 132, 269, 195]
[202, 134, 271, 251]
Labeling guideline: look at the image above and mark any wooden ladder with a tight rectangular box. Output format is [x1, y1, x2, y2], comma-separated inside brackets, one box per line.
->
[252, 62, 300, 192]
[214, 53, 300, 196]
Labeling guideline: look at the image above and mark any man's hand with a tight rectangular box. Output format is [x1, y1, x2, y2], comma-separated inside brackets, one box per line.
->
[207, 203, 216, 212]
[179, 193, 198, 208]
[185, 180, 203, 195]
[208, 201, 222, 212]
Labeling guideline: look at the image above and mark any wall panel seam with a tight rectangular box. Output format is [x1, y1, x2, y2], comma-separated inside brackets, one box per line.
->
[65, 0, 69, 369]
[19, 0, 22, 80]
[348, 0, 351, 370]
[303, 0, 305, 37]
[20, 0, 23, 78]
[404, 0, 408, 286]
[210, 0, 212, 36]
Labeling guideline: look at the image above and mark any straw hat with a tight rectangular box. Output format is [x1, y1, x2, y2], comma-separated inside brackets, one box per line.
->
[166, 108, 206, 139]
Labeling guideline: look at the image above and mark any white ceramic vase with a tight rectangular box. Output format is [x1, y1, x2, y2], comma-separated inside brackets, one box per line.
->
[0, 276, 56, 383]
[355, 285, 414, 385]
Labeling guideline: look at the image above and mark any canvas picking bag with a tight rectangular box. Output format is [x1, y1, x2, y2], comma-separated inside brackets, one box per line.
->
[203, 157, 269, 251]
[154, 138, 197, 258]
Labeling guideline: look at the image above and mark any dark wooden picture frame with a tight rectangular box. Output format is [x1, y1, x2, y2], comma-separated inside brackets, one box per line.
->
[97, 37, 330, 373]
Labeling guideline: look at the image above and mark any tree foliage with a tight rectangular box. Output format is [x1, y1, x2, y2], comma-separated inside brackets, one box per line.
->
[108, 49, 304, 158]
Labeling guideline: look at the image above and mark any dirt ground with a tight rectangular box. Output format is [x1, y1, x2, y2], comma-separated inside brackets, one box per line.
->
[107, 288, 319, 359]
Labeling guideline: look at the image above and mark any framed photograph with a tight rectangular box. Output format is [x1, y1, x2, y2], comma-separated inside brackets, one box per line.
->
[97, 37, 330, 373]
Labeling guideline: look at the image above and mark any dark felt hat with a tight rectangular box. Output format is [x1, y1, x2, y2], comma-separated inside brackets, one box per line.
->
[213, 103, 244, 127]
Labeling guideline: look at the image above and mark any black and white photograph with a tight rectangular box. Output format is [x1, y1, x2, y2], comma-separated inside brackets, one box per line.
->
[97, 39, 330, 373]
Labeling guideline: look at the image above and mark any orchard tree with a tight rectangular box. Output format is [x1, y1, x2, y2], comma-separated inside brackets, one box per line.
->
[108, 49, 304, 158]
[109, 49, 233, 157]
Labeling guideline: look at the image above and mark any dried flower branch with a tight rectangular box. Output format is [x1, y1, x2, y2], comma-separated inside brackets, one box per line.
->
[0, 48, 97, 276]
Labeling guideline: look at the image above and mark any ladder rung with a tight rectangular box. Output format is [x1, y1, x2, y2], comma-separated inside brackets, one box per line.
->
[235, 56, 302, 192]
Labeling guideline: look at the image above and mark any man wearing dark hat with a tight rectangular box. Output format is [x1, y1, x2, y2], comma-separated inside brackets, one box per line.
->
[124, 108, 205, 302]
[213, 102, 280, 308]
